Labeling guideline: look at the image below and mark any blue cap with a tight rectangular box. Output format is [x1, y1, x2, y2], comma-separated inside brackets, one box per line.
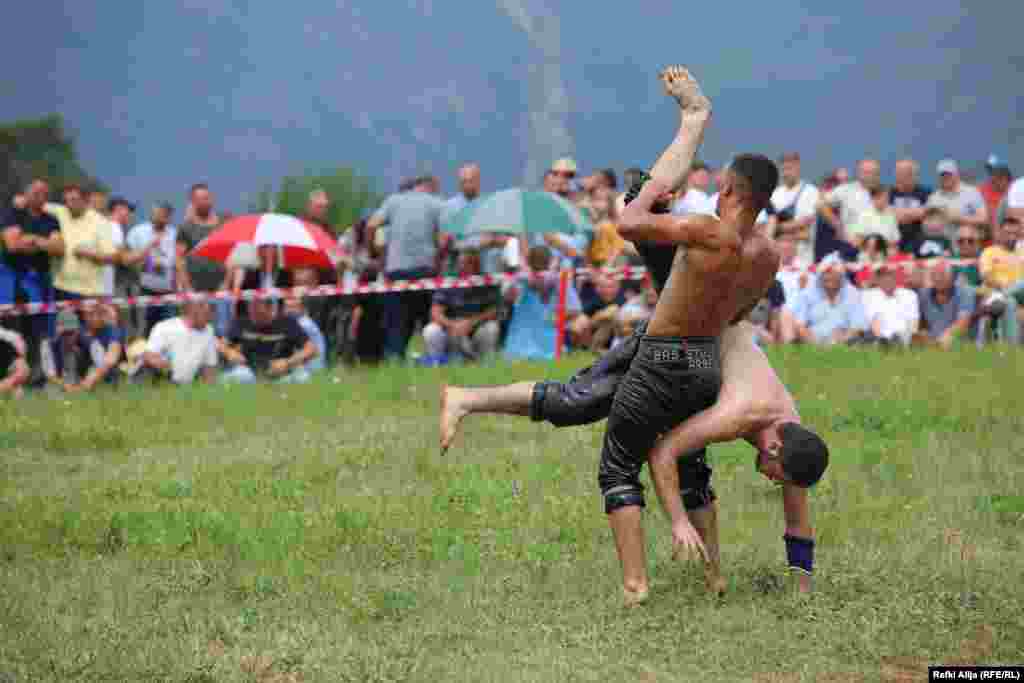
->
[986, 154, 1011, 173]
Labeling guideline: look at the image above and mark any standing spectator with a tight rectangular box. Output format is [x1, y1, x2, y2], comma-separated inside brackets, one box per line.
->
[890, 159, 932, 254]
[283, 295, 326, 373]
[0, 326, 30, 398]
[847, 186, 900, 248]
[304, 189, 332, 232]
[952, 225, 984, 287]
[125, 202, 182, 334]
[421, 249, 501, 363]
[539, 170, 591, 268]
[915, 207, 954, 260]
[1, 179, 64, 382]
[979, 155, 1013, 231]
[671, 161, 715, 216]
[918, 259, 975, 349]
[586, 187, 628, 267]
[770, 152, 819, 267]
[336, 213, 385, 365]
[366, 177, 447, 361]
[88, 189, 108, 215]
[976, 216, 1022, 344]
[503, 245, 582, 362]
[926, 160, 988, 242]
[550, 158, 577, 193]
[66, 302, 124, 392]
[48, 184, 116, 303]
[444, 163, 506, 274]
[220, 297, 316, 384]
[817, 158, 881, 257]
[1007, 174, 1024, 225]
[178, 183, 232, 335]
[862, 264, 920, 346]
[788, 255, 868, 345]
[141, 301, 219, 384]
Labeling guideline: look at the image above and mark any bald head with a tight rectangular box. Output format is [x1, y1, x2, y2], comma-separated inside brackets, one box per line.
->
[894, 159, 918, 191]
[457, 163, 481, 201]
[858, 159, 881, 190]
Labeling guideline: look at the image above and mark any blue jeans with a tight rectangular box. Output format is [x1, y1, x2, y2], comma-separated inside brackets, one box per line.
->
[220, 364, 312, 384]
[0, 265, 55, 341]
[382, 267, 436, 360]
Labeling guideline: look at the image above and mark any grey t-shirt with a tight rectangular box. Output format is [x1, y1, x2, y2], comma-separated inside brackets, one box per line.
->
[926, 184, 986, 240]
[178, 221, 226, 292]
[373, 191, 445, 273]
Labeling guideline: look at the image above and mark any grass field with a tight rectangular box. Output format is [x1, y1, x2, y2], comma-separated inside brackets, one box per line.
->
[1, 345, 1023, 682]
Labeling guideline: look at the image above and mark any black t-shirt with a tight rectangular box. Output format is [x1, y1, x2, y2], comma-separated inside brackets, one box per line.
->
[890, 185, 931, 253]
[178, 221, 226, 292]
[0, 334, 19, 376]
[432, 285, 500, 319]
[228, 315, 309, 373]
[915, 235, 952, 260]
[0, 207, 61, 273]
[580, 283, 628, 317]
[634, 242, 677, 294]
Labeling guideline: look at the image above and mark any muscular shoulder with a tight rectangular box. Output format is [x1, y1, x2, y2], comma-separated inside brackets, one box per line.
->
[747, 235, 781, 274]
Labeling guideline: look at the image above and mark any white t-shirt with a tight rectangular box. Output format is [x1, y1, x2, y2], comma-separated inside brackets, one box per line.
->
[145, 317, 218, 384]
[104, 220, 125, 297]
[771, 181, 821, 266]
[671, 189, 715, 216]
[824, 181, 873, 228]
[126, 222, 178, 292]
[863, 287, 919, 341]
[1007, 177, 1024, 209]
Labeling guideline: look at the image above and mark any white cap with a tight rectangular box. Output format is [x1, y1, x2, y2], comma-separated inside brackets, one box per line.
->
[936, 159, 959, 175]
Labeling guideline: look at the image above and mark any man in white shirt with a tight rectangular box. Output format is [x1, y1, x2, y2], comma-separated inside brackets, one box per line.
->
[671, 161, 715, 216]
[770, 152, 820, 267]
[817, 158, 881, 247]
[862, 264, 920, 346]
[926, 159, 988, 241]
[1006, 176, 1024, 225]
[141, 301, 218, 384]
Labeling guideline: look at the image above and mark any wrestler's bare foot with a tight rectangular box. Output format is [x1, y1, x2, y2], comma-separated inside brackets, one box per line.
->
[705, 572, 727, 597]
[659, 65, 711, 116]
[623, 585, 650, 608]
[439, 384, 469, 455]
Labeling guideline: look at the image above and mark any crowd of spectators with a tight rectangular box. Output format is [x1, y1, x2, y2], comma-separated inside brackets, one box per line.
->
[1, 151, 1023, 398]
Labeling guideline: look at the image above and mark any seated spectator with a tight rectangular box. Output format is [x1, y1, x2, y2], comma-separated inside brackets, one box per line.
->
[862, 264, 920, 347]
[575, 273, 627, 351]
[848, 186, 900, 248]
[0, 326, 30, 398]
[68, 302, 124, 392]
[220, 297, 316, 384]
[917, 259, 975, 349]
[614, 277, 657, 347]
[283, 295, 326, 373]
[41, 311, 87, 392]
[952, 225, 983, 287]
[854, 235, 911, 289]
[503, 246, 582, 362]
[746, 280, 787, 345]
[787, 254, 868, 345]
[976, 216, 1022, 344]
[915, 207, 954, 260]
[421, 249, 501, 364]
[142, 301, 219, 384]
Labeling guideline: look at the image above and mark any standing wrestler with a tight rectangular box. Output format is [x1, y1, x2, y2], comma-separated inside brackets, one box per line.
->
[594, 65, 781, 604]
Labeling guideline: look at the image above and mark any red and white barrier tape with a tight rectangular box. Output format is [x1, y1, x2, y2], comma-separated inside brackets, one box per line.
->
[0, 257, 979, 317]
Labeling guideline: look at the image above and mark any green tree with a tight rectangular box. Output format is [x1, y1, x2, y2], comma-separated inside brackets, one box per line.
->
[249, 168, 381, 235]
[0, 115, 106, 201]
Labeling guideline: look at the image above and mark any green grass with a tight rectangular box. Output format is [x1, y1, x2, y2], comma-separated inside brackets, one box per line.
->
[1, 346, 1023, 682]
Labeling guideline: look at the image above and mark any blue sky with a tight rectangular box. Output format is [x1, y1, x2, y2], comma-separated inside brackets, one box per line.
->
[4, 1, 1022, 214]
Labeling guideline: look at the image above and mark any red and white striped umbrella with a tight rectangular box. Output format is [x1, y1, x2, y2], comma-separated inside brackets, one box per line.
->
[191, 213, 343, 269]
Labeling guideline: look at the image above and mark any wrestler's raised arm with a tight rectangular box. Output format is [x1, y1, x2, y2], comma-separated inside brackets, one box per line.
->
[619, 66, 710, 218]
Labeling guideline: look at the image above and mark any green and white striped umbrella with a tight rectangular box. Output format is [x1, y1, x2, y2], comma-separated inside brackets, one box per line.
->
[443, 188, 594, 238]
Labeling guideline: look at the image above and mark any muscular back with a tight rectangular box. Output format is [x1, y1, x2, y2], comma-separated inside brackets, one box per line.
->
[647, 215, 780, 338]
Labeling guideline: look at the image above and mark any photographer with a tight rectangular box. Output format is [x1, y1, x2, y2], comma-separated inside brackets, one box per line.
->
[769, 153, 820, 268]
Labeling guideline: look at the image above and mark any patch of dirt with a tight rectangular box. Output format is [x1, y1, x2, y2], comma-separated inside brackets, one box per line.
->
[207, 639, 226, 659]
[239, 654, 303, 682]
[751, 673, 800, 683]
[950, 625, 995, 664]
[880, 656, 927, 682]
